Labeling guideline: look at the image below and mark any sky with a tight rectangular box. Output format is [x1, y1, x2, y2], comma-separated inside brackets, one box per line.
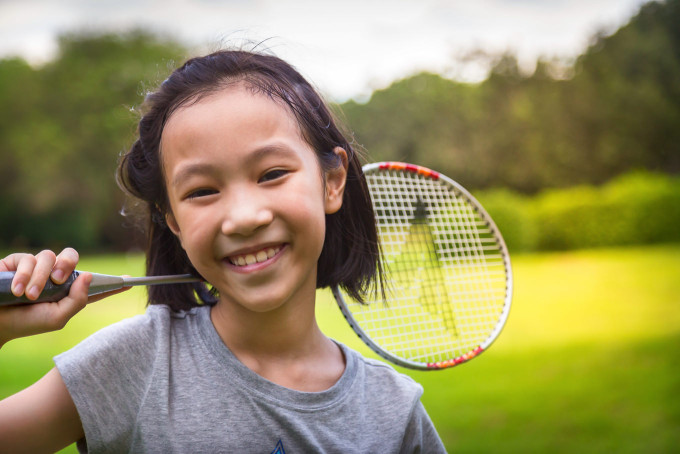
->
[0, 0, 650, 101]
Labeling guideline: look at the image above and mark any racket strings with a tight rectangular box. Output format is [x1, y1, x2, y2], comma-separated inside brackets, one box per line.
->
[342, 168, 509, 366]
[397, 220, 459, 337]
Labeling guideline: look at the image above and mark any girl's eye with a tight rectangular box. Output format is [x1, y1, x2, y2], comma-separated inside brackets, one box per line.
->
[185, 188, 217, 200]
[259, 169, 288, 183]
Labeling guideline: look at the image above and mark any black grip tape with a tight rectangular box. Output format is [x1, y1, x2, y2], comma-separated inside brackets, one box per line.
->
[0, 271, 79, 306]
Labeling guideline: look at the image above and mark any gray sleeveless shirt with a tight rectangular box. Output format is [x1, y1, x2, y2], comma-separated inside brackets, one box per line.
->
[55, 304, 445, 453]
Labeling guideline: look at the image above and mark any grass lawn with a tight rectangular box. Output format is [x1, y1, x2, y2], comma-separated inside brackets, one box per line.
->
[1, 244, 679, 452]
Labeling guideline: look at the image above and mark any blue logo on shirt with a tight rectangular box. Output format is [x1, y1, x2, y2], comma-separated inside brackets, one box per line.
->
[271, 439, 286, 454]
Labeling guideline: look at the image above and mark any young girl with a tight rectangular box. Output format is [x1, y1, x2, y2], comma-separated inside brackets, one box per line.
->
[0, 50, 446, 453]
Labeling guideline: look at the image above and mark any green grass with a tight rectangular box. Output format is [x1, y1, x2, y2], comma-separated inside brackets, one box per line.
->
[1, 245, 679, 452]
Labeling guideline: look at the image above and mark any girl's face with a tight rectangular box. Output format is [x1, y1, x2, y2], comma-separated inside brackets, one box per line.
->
[160, 85, 346, 314]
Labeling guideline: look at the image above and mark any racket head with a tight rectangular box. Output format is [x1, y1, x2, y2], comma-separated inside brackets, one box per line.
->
[333, 162, 513, 370]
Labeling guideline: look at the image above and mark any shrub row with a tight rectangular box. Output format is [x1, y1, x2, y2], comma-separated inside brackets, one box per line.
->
[476, 172, 680, 252]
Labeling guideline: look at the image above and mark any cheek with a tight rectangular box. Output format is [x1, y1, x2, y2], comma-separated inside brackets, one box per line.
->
[294, 189, 328, 251]
[173, 212, 216, 260]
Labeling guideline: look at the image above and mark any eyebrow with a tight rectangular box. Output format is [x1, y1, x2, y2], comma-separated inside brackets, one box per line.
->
[249, 143, 300, 163]
[170, 143, 301, 188]
[170, 162, 219, 188]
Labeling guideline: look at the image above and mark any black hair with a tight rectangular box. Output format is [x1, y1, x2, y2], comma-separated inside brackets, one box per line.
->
[117, 49, 382, 310]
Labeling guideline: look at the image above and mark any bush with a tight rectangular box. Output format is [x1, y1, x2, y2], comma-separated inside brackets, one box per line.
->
[476, 172, 680, 252]
[476, 189, 537, 252]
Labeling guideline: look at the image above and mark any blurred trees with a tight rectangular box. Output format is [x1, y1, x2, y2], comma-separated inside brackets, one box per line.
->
[0, 0, 678, 251]
[0, 31, 186, 251]
[341, 0, 680, 193]
[478, 172, 680, 252]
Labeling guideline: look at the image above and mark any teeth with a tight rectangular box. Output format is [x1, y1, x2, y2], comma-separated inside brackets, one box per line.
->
[229, 246, 281, 266]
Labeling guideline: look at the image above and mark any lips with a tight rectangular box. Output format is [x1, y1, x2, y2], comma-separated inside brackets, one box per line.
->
[227, 245, 282, 267]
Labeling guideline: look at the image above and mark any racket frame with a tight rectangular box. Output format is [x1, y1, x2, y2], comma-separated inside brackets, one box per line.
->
[332, 161, 513, 370]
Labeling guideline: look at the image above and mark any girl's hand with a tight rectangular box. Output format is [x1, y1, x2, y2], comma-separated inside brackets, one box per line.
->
[0, 248, 91, 348]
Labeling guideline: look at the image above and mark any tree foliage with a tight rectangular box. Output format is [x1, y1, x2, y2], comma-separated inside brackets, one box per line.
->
[340, 0, 680, 193]
[1, 1, 678, 251]
[478, 172, 680, 252]
[0, 30, 186, 250]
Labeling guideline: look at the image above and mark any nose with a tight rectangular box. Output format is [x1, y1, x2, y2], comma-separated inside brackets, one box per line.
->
[220, 186, 274, 236]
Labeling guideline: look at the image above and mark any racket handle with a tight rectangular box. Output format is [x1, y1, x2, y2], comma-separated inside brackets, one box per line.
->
[0, 271, 79, 306]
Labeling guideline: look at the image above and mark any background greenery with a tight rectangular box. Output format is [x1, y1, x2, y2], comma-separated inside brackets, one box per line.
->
[478, 171, 680, 252]
[1, 245, 678, 453]
[0, 0, 679, 252]
[1, 0, 679, 452]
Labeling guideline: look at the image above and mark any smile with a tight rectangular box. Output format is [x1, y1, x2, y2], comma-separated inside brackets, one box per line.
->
[228, 245, 282, 267]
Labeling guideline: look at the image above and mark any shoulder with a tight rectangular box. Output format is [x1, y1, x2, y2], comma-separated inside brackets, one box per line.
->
[54, 304, 205, 377]
[52, 305, 208, 451]
[66, 304, 201, 347]
[340, 344, 423, 402]
[340, 348, 447, 453]
[338, 345, 447, 451]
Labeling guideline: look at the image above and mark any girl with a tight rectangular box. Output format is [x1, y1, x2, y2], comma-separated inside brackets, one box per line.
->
[0, 50, 446, 453]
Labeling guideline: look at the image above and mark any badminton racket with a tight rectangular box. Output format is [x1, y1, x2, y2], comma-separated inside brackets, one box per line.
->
[0, 272, 200, 306]
[332, 162, 512, 370]
[0, 161, 512, 371]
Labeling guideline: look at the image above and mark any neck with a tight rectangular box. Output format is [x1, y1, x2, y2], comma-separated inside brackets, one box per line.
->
[209, 287, 345, 391]
[210, 289, 323, 357]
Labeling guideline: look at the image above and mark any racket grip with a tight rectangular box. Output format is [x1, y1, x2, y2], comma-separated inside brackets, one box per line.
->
[0, 271, 79, 306]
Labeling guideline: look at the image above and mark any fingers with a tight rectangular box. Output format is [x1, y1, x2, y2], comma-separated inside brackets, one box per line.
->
[0, 272, 92, 346]
[48, 272, 92, 330]
[1, 253, 34, 296]
[51, 248, 79, 285]
[10, 252, 45, 299]
[24, 250, 57, 300]
[3, 248, 79, 301]
[0, 253, 22, 272]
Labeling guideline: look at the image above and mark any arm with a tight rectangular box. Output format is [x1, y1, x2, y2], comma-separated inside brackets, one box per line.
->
[0, 248, 131, 451]
[0, 368, 84, 453]
[0, 249, 88, 451]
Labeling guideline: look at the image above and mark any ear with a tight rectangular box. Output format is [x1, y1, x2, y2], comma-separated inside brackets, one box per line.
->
[324, 147, 348, 214]
[165, 210, 183, 242]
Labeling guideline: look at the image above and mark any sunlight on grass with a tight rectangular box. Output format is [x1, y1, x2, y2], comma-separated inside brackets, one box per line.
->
[497, 245, 680, 351]
[317, 244, 680, 453]
[1, 244, 678, 453]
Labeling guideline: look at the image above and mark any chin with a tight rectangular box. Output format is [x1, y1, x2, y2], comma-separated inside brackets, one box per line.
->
[217, 290, 292, 314]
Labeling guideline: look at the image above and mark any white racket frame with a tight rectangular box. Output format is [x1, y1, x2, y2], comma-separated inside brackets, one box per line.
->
[332, 162, 513, 370]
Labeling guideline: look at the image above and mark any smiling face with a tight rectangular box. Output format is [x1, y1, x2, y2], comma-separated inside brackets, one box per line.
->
[160, 84, 346, 314]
